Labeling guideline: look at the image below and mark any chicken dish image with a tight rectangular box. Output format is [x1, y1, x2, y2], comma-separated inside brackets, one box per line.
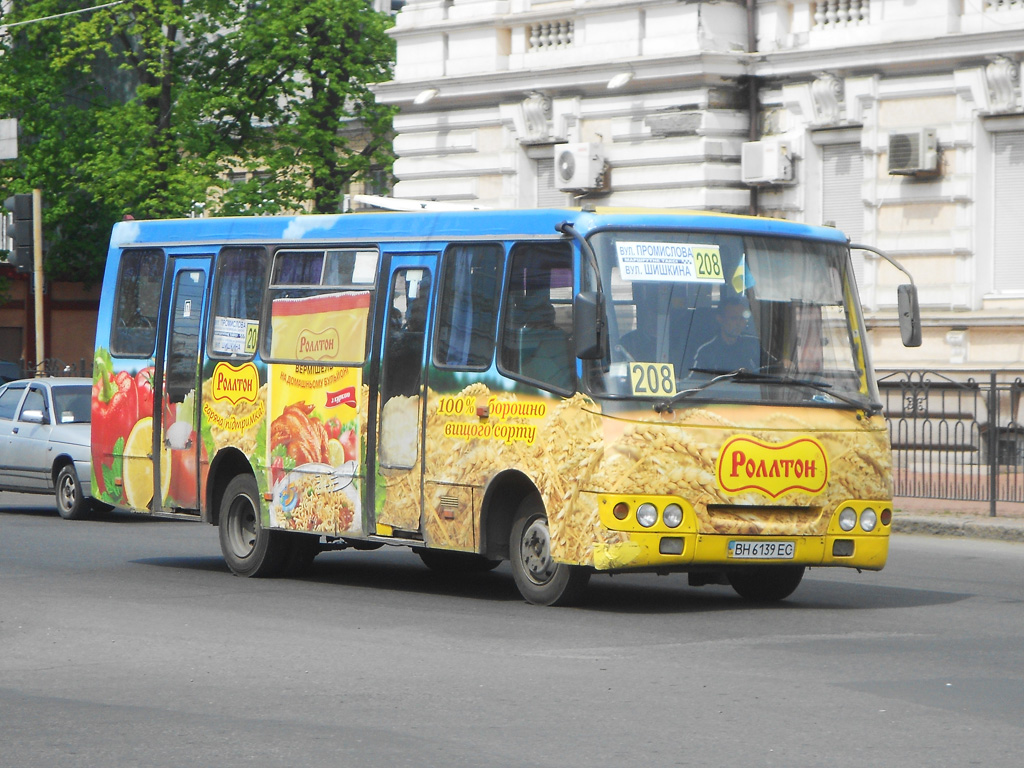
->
[270, 402, 331, 467]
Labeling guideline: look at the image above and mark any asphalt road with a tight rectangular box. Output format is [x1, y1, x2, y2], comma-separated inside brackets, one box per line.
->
[2, 493, 1023, 768]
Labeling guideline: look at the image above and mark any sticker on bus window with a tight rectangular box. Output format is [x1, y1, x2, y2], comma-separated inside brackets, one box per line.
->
[352, 251, 378, 284]
[615, 242, 725, 284]
[629, 362, 676, 397]
[212, 316, 260, 356]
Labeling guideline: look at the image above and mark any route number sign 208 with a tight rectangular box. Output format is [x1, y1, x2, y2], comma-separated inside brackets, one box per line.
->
[630, 363, 676, 397]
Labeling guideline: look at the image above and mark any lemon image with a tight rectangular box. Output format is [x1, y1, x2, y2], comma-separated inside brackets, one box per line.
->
[328, 438, 345, 467]
[122, 417, 173, 510]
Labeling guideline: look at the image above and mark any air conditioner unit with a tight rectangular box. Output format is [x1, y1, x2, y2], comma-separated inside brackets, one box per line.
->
[553, 143, 606, 191]
[741, 139, 793, 185]
[888, 129, 938, 176]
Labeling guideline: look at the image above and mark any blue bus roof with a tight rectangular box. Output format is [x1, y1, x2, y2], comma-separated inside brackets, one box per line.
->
[109, 208, 851, 249]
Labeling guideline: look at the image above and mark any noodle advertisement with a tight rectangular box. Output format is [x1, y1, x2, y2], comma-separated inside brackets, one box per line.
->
[264, 291, 369, 536]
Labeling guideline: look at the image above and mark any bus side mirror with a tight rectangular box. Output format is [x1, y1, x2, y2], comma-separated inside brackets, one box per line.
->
[574, 291, 605, 359]
[897, 284, 921, 347]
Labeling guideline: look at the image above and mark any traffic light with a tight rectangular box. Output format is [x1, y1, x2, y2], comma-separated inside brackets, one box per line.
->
[3, 193, 34, 273]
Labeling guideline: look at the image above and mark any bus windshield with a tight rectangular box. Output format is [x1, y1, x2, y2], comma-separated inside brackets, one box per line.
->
[585, 230, 878, 410]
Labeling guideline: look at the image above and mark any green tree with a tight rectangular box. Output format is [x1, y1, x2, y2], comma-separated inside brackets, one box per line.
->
[0, 0, 396, 283]
[198, 0, 397, 215]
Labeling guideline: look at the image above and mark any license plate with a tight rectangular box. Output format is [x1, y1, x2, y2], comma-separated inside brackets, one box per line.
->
[728, 540, 796, 560]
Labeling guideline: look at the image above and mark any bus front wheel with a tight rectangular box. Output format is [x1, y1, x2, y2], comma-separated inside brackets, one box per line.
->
[510, 496, 590, 606]
[219, 474, 288, 577]
[728, 565, 805, 602]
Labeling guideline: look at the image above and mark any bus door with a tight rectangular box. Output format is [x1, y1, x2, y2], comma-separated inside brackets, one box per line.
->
[373, 254, 437, 537]
[155, 258, 210, 514]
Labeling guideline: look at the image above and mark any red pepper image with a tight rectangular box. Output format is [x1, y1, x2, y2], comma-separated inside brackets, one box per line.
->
[91, 350, 138, 497]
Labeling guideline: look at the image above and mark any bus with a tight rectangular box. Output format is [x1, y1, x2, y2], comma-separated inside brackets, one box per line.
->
[90, 208, 920, 605]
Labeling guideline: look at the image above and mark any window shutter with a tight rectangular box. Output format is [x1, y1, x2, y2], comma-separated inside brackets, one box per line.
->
[822, 143, 864, 285]
[536, 157, 568, 208]
[994, 131, 1024, 291]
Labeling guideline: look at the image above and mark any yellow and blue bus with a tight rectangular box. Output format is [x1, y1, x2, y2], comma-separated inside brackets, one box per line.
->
[90, 208, 919, 605]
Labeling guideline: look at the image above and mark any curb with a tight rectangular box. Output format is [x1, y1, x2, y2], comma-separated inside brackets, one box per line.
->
[893, 515, 1024, 543]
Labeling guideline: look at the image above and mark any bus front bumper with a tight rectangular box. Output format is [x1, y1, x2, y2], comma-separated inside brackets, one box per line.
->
[591, 531, 890, 573]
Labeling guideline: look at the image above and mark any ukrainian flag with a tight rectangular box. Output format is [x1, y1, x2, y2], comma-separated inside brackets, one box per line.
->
[731, 254, 755, 293]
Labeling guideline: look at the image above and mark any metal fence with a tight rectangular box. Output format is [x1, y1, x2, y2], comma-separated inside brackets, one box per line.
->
[878, 371, 1024, 516]
[5, 357, 93, 380]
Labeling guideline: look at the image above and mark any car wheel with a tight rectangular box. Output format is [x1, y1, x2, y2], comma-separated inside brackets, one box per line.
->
[55, 464, 90, 521]
[509, 494, 590, 606]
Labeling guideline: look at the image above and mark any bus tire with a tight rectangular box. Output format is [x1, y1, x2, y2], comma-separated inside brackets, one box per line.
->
[510, 496, 590, 606]
[218, 474, 288, 578]
[727, 565, 805, 602]
[416, 548, 501, 574]
[55, 463, 90, 521]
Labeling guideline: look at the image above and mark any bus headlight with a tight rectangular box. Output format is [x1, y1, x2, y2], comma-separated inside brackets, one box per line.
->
[663, 503, 684, 528]
[838, 507, 857, 532]
[860, 508, 878, 532]
[636, 503, 658, 528]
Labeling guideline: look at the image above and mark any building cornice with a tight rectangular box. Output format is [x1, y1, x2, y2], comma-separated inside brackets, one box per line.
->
[752, 29, 1024, 80]
[374, 52, 748, 107]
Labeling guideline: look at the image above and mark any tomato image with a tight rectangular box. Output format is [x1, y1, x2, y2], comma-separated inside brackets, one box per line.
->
[325, 417, 342, 440]
[340, 428, 358, 463]
[168, 427, 208, 508]
[136, 366, 156, 419]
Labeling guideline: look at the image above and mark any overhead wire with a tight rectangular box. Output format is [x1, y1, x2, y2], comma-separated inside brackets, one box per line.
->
[0, 1, 126, 32]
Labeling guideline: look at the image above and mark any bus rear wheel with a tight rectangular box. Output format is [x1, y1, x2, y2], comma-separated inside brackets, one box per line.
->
[219, 474, 288, 577]
[727, 565, 805, 602]
[510, 496, 590, 606]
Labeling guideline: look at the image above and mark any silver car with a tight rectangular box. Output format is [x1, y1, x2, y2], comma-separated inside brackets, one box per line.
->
[0, 377, 100, 519]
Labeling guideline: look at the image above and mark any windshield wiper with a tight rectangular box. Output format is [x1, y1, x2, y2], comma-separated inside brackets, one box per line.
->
[655, 368, 879, 414]
[653, 370, 748, 412]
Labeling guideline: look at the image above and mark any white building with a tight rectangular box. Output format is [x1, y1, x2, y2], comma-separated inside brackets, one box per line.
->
[373, 0, 1024, 375]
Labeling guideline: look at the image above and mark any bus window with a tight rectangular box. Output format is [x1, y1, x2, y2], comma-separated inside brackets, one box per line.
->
[263, 248, 376, 365]
[382, 269, 431, 402]
[110, 249, 164, 358]
[500, 242, 574, 392]
[435, 244, 502, 369]
[380, 268, 432, 469]
[209, 247, 269, 359]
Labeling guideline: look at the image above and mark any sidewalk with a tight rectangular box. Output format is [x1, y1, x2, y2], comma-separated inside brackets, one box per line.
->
[893, 496, 1024, 543]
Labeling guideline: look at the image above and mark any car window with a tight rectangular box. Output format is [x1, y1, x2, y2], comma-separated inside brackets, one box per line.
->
[52, 385, 92, 424]
[22, 387, 49, 423]
[0, 383, 27, 420]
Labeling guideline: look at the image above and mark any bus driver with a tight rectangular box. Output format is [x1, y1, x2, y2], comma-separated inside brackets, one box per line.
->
[691, 298, 762, 373]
